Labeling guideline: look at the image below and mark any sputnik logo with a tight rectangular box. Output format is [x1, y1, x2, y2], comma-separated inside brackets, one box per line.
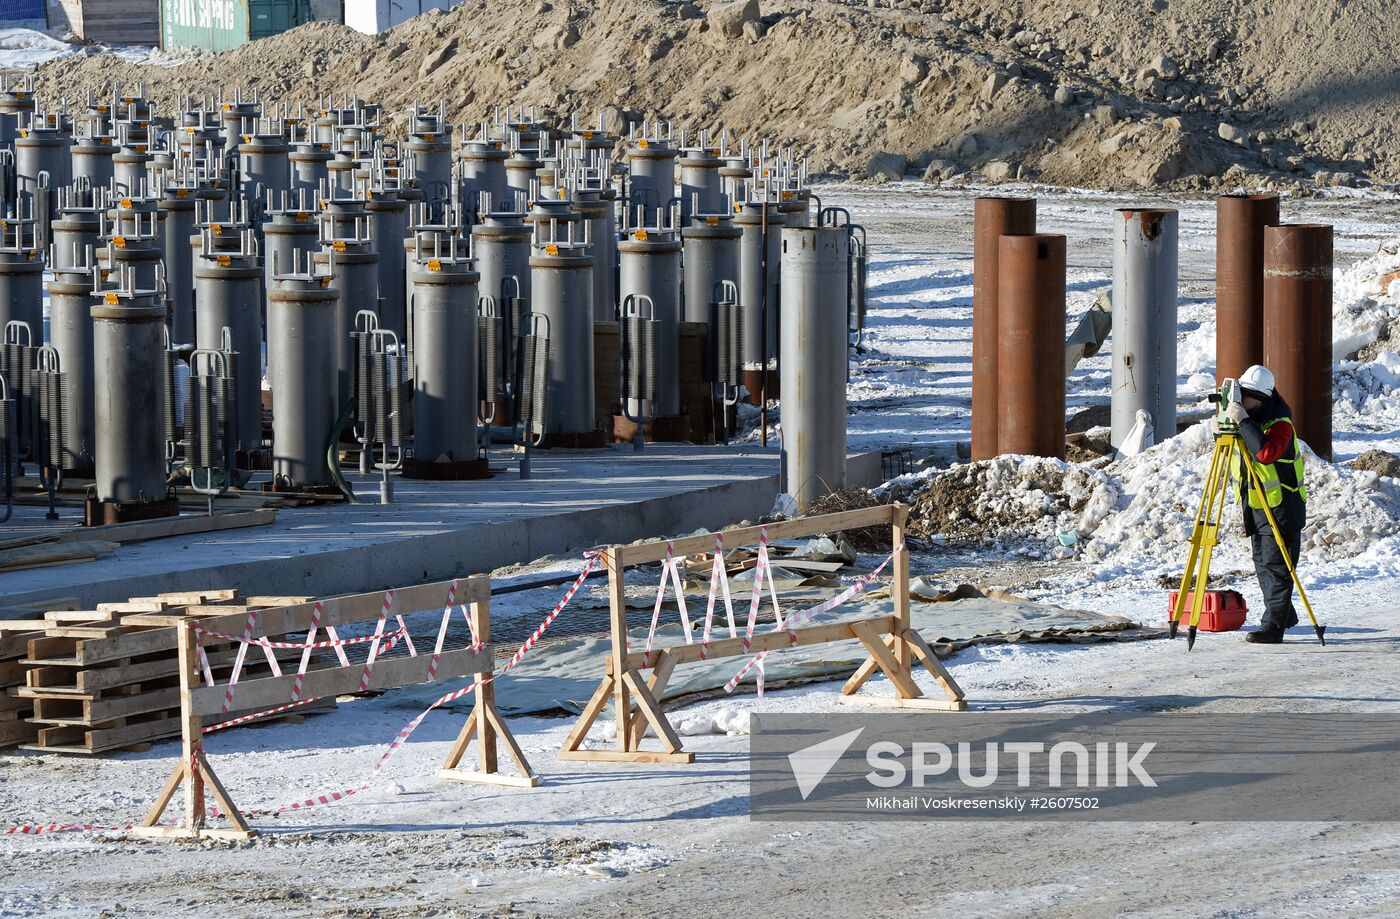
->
[787, 727, 865, 800]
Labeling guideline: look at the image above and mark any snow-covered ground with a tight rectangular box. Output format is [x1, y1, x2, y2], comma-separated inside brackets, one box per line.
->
[0, 28, 169, 71]
[3, 185, 1399, 918]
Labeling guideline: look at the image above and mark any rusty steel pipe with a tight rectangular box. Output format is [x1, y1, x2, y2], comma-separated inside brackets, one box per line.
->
[1215, 193, 1279, 385]
[972, 197, 1036, 460]
[997, 234, 1066, 459]
[1264, 223, 1333, 460]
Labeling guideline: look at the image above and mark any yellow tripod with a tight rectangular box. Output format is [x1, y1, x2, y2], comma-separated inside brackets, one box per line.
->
[1170, 423, 1326, 650]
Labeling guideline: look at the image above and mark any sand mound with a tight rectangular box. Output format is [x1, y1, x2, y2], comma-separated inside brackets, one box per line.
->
[12, 0, 1400, 190]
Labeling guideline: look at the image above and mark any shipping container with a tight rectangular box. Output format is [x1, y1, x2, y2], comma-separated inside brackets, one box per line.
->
[46, 0, 160, 45]
[159, 0, 311, 52]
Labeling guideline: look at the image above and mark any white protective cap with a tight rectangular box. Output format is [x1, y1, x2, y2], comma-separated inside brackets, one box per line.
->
[1239, 364, 1276, 397]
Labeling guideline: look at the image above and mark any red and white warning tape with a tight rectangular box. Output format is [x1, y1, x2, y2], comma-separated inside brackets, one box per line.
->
[212, 552, 600, 820]
[723, 546, 899, 695]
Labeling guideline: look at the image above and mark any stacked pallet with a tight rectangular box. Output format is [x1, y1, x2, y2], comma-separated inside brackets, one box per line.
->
[0, 622, 47, 748]
[9, 591, 336, 755]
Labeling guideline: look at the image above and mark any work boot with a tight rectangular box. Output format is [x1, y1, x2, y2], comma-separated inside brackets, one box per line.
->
[1245, 626, 1284, 644]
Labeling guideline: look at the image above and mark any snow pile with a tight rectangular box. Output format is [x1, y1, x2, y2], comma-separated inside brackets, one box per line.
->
[1335, 351, 1400, 418]
[0, 28, 73, 69]
[1332, 237, 1400, 361]
[899, 421, 1400, 584]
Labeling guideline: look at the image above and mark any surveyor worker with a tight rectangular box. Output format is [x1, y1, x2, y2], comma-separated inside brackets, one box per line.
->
[1222, 364, 1307, 644]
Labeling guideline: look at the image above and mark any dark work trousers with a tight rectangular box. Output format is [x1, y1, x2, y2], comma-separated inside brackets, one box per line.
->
[1250, 518, 1303, 631]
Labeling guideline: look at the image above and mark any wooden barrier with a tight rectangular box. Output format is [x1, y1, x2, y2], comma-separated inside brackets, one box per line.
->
[132, 574, 536, 840]
[559, 505, 967, 765]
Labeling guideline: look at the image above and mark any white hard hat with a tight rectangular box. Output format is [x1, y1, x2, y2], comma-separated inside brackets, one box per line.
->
[1239, 364, 1275, 397]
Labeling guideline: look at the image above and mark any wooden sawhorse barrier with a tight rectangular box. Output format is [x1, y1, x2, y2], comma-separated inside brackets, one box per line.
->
[132, 574, 536, 841]
[559, 504, 966, 765]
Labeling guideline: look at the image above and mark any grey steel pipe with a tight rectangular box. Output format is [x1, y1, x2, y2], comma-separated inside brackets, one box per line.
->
[1264, 223, 1333, 460]
[575, 189, 617, 321]
[409, 257, 480, 467]
[194, 246, 264, 452]
[682, 215, 741, 324]
[735, 201, 785, 399]
[112, 145, 152, 195]
[997, 234, 1066, 459]
[267, 271, 339, 488]
[972, 196, 1036, 460]
[408, 134, 453, 192]
[15, 126, 70, 224]
[1215, 193, 1279, 385]
[0, 248, 44, 343]
[619, 231, 683, 418]
[158, 189, 197, 343]
[91, 298, 168, 504]
[505, 153, 542, 202]
[779, 226, 850, 511]
[314, 241, 380, 412]
[263, 210, 320, 322]
[679, 149, 725, 222]
[626, 141, 678, 220]
[71, 135, 117, 190]
[290, 140, 333, 197]
[472, 214, 533, 322]
[239, 133, 291, 200]
[48, 264, 96, 475]
[456, 141, 510, 218]
[1110, 208, 1179, 449]
[366, 191, 410, 340]
[51, 193, 102, 273]
[529, 243, 596, 438]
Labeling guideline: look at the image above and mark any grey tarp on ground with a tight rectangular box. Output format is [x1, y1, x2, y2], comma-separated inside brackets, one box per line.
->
[385, 585, 1153, 716]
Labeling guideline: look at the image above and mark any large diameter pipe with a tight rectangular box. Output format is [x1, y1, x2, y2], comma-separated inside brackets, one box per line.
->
[195, 255, 265, 452]
[366, 195, 409, 341]
[314, 245, 379, 412]
[780, 226, 849, 511]
[158, 193, 197, 344]
[92, 302, 168, 503]
[410, 262, 479, 463]
[682, 219, 741, 324]
[529, 248, 596, 437]
[1110, 208, 1179, 449]
[1264, 224, 1333, 460]
[618, 235, 683, 418]
[268, 277, 339, 488]
[48, 270, 97, 475]
[1215, 193, 1279, 384]
[997, 234, 1066, 458]
[972, 197, 1036, 460]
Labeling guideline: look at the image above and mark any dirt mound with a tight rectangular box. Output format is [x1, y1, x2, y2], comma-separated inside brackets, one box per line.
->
[1351, 450, 1400, 479]
[898, 457, 1115, 545]
[13, 0, 1400, 190]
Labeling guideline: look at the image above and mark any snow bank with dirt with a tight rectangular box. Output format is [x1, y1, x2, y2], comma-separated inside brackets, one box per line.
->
[892, 420, 1400, 587]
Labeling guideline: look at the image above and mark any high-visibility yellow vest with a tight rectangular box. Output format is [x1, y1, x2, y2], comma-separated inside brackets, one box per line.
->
[1233, 416, 1307, 509]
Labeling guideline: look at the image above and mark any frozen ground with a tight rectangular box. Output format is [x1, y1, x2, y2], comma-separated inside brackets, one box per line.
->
[3, 185, 1399, 918]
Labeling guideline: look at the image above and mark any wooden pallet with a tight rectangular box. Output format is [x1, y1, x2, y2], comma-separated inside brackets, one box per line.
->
[0, 623, 45, 750]
[9, 590, 336, 755]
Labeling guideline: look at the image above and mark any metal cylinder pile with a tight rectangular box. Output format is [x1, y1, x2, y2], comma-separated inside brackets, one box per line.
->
[0, 77, 869, 520]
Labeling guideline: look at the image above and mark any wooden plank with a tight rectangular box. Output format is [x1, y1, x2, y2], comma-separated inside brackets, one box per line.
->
[621, 670, 682, 754]
[903, 629, 967, 702]
[849, 619, 922, 699]
[606, 549, 631, 752]
[557, 749, 694, 764]
[186, 575, 490, 637]
[0, 718, 37, 747]
[622, 616, 897, 670]
[0, 540, 119, 571]
[77, 510, 276, 545]
[562, 675, 614, 754]
[30, 627, 181, 667]
[187, 644, 495, 717]
[617, 505, 897, 566]
[30, 686, 180, 725]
